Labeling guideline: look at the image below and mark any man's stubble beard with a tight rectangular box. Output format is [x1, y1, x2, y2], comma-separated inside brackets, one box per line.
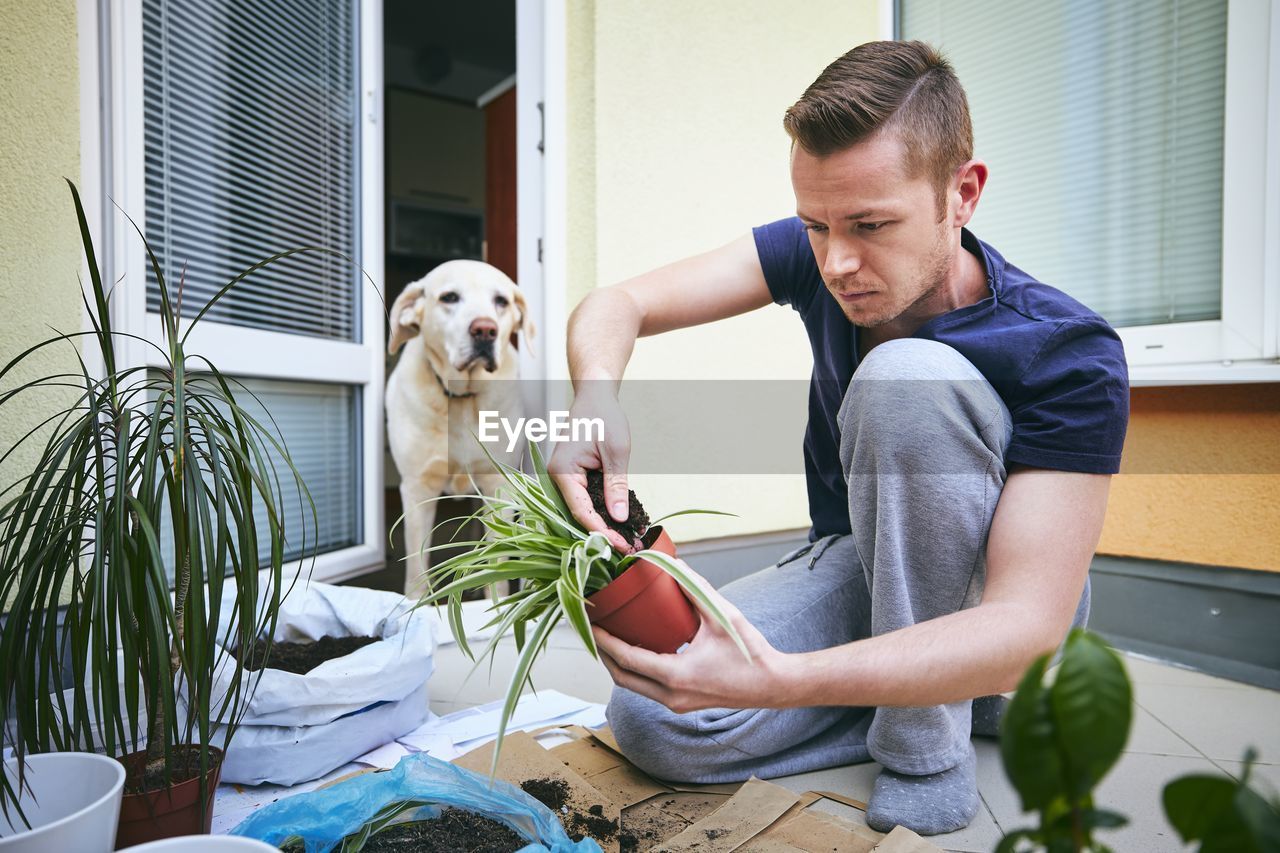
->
[842, 225, 953, 329]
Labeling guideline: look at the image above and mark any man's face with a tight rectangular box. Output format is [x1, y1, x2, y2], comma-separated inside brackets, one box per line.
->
[791, 131, 953, 329]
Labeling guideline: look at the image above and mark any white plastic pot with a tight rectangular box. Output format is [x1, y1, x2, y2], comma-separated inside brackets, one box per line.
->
[120, 835, 279, 851]
[0, 752, 126, 853]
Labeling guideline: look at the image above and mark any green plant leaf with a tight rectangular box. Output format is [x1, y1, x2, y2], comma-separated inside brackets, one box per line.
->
[1001, 653, 1066, 813]
[557, 577, 598, 660]
[490, 607, 560, 779]
[1234, 784, 1280, 853]
[1164, 774, 1240, 843]
[1049, 630, 1132, 798]
[1082, 808, 1129, 830]
[646, 508, 738, 525]
[529, 440, 580, 532]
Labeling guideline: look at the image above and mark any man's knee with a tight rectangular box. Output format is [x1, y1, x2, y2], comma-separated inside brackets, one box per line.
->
[838, 339, 1010, 473]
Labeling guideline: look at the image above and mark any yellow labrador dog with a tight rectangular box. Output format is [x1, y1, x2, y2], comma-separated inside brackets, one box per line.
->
[386, 260, 534, 595]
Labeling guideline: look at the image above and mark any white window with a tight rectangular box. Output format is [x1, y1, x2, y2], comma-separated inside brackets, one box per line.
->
[89, 0, 386, 581]
[898, 0, 1279, 383]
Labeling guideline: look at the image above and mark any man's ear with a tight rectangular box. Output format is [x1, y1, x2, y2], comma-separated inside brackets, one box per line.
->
[388, 282, 425, 354]
[509, 287, 536, 354]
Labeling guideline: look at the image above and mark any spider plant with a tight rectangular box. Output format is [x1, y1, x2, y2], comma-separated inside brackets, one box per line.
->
[0, 180, 316, 827]
[412, 440, 751, 774]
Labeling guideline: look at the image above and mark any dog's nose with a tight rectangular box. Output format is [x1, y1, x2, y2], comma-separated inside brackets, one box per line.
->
[469, 318, 498, 342]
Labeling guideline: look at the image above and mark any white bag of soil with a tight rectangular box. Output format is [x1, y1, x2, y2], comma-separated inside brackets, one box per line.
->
[202, 580, 436, 785]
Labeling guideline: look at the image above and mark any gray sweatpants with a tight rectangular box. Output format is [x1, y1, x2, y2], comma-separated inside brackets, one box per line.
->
[606, 338, 1090, 782]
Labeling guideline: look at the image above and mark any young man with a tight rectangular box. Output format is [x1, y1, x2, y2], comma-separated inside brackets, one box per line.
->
[548, 40, 1128, 836]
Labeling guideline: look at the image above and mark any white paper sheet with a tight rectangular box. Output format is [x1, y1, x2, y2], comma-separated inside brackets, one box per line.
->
[354, 690, 606, 769]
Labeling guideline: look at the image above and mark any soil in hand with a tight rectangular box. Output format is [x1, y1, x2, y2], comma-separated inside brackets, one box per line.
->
[585, 469, 650, 549]
[359, 808, 527, 853]
[236, 634, 379, 675]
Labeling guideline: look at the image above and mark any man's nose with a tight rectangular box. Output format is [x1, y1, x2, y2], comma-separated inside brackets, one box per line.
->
[469, 317, 498, 343]
[822, 237, 862, 280]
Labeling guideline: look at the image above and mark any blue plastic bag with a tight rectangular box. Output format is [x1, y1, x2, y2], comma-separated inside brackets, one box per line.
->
[231, 752, 603, 853]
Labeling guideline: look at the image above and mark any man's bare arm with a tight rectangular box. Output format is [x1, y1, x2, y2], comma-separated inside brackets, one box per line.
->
[552, 233, 773, 541]
[592, 469, 1111, 712]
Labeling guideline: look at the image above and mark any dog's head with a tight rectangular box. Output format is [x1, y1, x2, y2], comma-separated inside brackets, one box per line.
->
[387, 260, 535, 374]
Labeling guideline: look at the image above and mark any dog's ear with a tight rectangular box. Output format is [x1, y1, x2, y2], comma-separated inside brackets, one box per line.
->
[509, 287, 536, 354]
[388, 282, 425, 355]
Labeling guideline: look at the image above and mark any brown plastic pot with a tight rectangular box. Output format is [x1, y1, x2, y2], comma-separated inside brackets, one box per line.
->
[587, 526, 699, 653]
[114, 746, 222, 849]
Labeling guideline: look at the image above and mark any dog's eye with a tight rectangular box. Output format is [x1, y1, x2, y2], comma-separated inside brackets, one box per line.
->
[494, 295, 509, 309]
[439, 291, 459, 304]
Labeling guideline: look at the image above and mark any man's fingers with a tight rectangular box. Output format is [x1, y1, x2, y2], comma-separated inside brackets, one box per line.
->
[597, 649, 672, 706]
[593, 626, 672, 682]
[600, 442, 632, 523]
[552, 471, 633, 552]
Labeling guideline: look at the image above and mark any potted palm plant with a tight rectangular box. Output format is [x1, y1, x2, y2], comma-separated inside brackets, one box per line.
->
[0, 181, 315, 847]
[414, 441, 752, 773]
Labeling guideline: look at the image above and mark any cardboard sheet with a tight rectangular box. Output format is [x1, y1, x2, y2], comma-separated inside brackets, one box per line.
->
[451, 725, 944, 853]
[651, 778, 799, 852]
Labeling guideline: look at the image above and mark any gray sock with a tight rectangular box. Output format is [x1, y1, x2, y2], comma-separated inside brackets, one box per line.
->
[866, 743, 979, 836]
[971, 694, 1008, 738]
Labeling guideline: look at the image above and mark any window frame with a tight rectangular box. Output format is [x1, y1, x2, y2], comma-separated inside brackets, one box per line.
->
[83, 0, 387, 583]
[891, 0, 1280, 385]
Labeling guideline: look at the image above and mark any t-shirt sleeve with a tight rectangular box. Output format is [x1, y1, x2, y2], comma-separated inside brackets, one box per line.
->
[752, 216, 821, 313]
[1005, 318, 1130, 474]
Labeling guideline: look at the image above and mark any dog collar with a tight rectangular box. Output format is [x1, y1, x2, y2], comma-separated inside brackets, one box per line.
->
[430, 365, 477, 399]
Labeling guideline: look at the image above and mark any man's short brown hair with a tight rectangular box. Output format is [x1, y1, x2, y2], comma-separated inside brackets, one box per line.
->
[783, 40, 973, 210]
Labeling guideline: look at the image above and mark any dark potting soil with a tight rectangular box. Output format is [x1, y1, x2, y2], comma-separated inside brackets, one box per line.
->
[521, 776, 619, 844]
[358, 808, 527, 853]
[124, 745, 221, 794]
[521, 777, 570, 810]
[236, 634, 379, 675]
[585, 468, 650, 549]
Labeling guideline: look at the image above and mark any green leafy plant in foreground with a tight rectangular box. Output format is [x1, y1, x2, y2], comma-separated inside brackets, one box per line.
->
[0, 181, 316, 825]
[997, 630, 1134, 852]
[998, 629, 1280, 852]
[410, 441, 750, 775]
[1163, 749, 1280, 853]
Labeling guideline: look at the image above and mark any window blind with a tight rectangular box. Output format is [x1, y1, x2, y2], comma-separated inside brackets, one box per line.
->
[900, 0, 1226, 328]
[142, 0, 359, 340]
[159, 377, 359, 571]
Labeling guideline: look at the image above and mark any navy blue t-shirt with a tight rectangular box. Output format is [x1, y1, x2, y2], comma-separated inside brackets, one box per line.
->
[753, 216, 1130, 541]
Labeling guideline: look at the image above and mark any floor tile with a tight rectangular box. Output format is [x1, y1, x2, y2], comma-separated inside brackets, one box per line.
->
[989, 751, 1208, 852]
[1138, 682, 1280, 763]
[1121, 654, 1252, 690]
[1209, 758, 1280, 794]
[1092, 753, 1215, 852]
[1125, 704, 1202, 758]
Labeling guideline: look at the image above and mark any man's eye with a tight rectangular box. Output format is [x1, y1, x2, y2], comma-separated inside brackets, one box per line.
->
[804, 224, 828, 234]
[859, 222, 887, 232]
[440, 291, 460, 304]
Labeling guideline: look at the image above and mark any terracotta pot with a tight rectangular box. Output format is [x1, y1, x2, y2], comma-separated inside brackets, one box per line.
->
[115, 747, 222, 850]
[587, 527, 699, 653]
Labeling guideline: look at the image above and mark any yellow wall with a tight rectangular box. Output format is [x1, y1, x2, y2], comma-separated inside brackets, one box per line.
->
[1101, 385, 1280, 572]
[0, 0, 83, 500]
[565, 0, 880, 542]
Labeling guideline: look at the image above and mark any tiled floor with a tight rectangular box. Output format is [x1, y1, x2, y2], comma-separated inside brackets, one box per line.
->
[429, 625, 1279, 853]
